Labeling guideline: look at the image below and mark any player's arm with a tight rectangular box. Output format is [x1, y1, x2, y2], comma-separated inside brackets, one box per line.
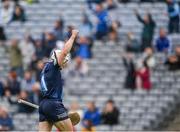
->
[57, 30, 79, 67]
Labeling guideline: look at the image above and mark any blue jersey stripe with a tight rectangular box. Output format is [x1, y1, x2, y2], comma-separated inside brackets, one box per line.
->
[41, 75, 48, 92]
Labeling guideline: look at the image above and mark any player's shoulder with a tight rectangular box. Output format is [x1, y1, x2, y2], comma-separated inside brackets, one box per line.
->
[42, 61, 53, 71]
[45, 60, 61, 70]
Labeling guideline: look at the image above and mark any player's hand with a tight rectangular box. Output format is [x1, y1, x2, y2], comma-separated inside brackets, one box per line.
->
[72, 29, 79, 38]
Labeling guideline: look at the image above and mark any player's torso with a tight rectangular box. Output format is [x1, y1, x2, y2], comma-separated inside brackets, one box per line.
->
[40, 61, 63, 101]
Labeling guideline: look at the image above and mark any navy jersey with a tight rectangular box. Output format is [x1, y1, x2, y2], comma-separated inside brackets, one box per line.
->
[40, 61, 63, 101]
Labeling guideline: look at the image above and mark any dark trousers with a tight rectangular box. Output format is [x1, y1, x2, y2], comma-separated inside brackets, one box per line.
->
[168, 16, 180, 34]
[141, 37, 152, 51]
[95, 31, 107, 40]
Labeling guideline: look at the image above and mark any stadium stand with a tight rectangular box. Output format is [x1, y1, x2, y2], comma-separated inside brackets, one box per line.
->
[0, 0, 180, 131]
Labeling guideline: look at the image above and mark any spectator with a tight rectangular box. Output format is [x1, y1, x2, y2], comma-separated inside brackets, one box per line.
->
[77, 37, 92, 59]
[29, 82, 42, 105]
[88, 2, 109, 40]
[136, 60, 152, 90]
[53, 19, 65, 41]
[1, 0, 14, 25]
[17, 90, 35, 113]
[69, 102, 83, 131]
[167, 0, 180, 33]
[165, 46, 180, 71]
[81, 120, 96, 132]
[101, 100, 119, 125]
[108, 21, 120, 42]
[8, 39, 23, 76]
[106, 0, 117, 10]
[0, 106, 13, 131]
[34, 39, 45, 60]
[126, 32, 141, 53]
[69, 102, 83, 119]
[73, 37, 91, 76]
[5, 89, 35, 113]
[0, 26, 7, 41]
[123, 52, 136, 90]
[155, 28, 171, 53]
[11, 4, 26, 22]
[19, 34, 35, 69]
[135, 11, 156, 51]
[79, 14, 93, 38]
[44, 32, 57, 57]
[0, 81, 4, 97]
[143, 47, 156, 69]
[21, 70, 35, 92]
[83, 101, 101, 126]
[5, 71, 20, 95]
[29, 39, 45, 71]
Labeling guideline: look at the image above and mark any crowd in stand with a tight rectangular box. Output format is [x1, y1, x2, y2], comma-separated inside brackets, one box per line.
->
[0, 0, 180, 131]
[123, 0, 180, 90]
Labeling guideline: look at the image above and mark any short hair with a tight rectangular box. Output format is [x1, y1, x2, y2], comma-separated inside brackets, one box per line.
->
[106, 99, 114, 104]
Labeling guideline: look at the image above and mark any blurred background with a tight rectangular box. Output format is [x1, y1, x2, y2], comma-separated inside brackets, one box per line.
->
[0, 0, 180, 131]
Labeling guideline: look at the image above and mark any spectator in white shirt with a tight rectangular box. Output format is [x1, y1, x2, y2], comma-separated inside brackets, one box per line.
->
[1, 0, 14, 25]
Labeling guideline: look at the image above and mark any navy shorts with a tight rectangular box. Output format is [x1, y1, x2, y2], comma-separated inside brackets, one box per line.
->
[39, 99, 69, 122]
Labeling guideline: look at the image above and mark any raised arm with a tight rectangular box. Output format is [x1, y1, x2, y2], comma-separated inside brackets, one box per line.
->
[134, 10, 145, 24]
[57, 30, 79, 67]
[87, 0, 97, 15]
[136, 14, 145, 24]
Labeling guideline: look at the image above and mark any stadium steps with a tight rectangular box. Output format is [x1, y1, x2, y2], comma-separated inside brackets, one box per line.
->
[0, 44, 10, 78]
[65, 40, 180, 130]
[2, 0, 180, 131]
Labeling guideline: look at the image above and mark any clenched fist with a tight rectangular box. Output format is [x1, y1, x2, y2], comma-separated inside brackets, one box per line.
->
[72, 29, 79, 38]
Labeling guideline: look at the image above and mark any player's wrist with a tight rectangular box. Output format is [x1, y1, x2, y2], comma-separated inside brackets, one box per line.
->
[71, 34, 77, 39]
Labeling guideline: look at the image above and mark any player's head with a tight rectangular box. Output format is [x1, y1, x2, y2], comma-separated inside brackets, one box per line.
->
[50, 49, 70, 68]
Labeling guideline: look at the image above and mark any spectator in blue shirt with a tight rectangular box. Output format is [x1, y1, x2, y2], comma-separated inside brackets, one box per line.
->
[155, 28, 171, 53]
[72, 36, 91, 76]
[83, 101, 101, 126]
[77, 37, 92, 59]
[87, 1, 109, 40]
[167, 0, 180, 33]
[0, 106, 13, 131]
